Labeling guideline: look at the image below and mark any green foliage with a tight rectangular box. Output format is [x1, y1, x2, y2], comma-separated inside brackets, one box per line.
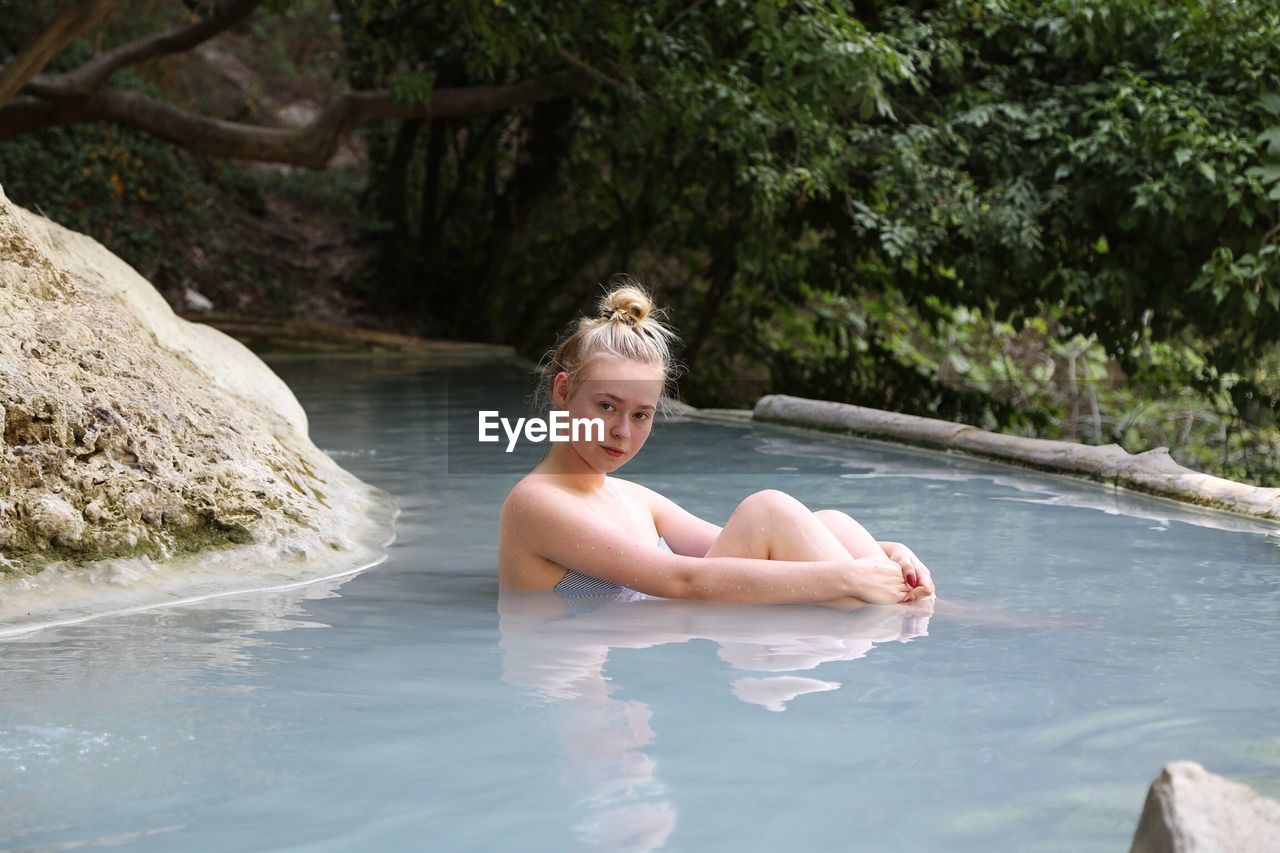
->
[389, 69, 437, 107]
[324, 0, 1280, 482]
[836, 0, 1280, 401]
[0, 0, 360, 315]
[0, 124, 211, 289]
[6, 0, 1279, 482]
[765, 292, 1280, 484]
[0, 4, 211, 288]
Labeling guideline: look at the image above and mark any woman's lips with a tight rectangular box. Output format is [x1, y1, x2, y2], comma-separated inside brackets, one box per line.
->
[602, 446, 625, 458]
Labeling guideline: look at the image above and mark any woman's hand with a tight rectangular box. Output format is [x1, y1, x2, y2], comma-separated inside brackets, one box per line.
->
[846, 558, 928, 605]
[881, 542, 935, 597]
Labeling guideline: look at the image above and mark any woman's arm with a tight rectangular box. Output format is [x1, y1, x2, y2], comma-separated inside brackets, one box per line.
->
[642, 486, 722, 557]
[507, 487, 916, 604]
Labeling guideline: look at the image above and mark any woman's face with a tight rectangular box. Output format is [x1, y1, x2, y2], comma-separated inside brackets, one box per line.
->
[554, 356, 665, 472]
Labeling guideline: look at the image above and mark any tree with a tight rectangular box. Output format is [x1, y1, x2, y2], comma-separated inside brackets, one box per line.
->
[791, 0, 1280, 416]
[340, 0, 1280, 427]
[333, 0, 915, 347]
[0, 0, 589, 167]
[4, 0, 1278, 444]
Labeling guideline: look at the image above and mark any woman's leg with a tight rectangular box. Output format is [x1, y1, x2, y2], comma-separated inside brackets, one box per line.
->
[705, 491, 890, 562]
[812, 509, 892, 562]
[705, 490, 857, 561]
[705, 491, 906, 608]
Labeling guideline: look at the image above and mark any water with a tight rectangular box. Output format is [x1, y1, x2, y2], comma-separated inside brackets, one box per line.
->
[2, 355, 1278, 851]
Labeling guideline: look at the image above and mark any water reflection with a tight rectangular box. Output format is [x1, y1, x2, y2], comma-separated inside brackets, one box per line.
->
[497, 591, 933, 850]
[0, 574, 348, 671]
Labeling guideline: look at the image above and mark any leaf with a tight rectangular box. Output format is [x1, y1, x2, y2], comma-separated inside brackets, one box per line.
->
[1094, 235, 1109, 254]
[1256, 127, 1280, 156]
[1247, 162, 1280, 183]
[947, 352, 972, 374]
[1196, 161, 1216, 183]
[1175, 148, 1192, 166]
[1258, 93, 1280, 117]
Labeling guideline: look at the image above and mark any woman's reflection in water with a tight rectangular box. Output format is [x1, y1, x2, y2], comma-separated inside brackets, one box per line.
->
[497, 590, 934, 851]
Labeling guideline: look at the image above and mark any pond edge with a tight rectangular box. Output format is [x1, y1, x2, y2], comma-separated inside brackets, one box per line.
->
[732, 394, 1280, 524]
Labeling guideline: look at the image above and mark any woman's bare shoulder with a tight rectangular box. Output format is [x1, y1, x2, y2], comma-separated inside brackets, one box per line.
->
[608, 476, 661, 504]
[499, 476, 579, 587]
[500, 474, 583, 528]
[503, 473, 566, 506]
[610, 478, 689, 524]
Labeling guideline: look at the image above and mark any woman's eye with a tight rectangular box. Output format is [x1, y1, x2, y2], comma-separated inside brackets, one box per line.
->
[600, 402, 614, 412]
[634, 412, 649, 422]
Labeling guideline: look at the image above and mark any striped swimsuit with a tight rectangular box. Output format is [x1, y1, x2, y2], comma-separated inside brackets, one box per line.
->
[554, 536, 673, 596]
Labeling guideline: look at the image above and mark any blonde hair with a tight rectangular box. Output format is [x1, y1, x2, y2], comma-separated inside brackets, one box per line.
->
[534, 276, 681, 413]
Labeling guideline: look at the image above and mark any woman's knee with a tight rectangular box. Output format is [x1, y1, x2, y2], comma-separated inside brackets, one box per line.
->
[813, 508, 882, 558]
[729, 491, 849, 562]
[814, 508, 871, 537]
[813, 509, 850, 525]
[735, 489, 809, 519]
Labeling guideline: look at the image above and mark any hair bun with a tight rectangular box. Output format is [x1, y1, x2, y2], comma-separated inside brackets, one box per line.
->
[599, 282, 652, 327]
[534, 274, 682, 414]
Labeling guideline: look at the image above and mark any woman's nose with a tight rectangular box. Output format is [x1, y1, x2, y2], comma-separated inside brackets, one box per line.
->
[612, 418, 630, 439]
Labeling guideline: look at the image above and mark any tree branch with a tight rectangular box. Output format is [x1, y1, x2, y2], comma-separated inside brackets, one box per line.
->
[556, 49, 629, 94]
[24, 0, 264, 99]
[0, 0, 123, 104]
[0, 72, 591, 169]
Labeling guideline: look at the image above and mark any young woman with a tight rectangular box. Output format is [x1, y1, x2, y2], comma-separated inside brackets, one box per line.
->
[498, 280, 935, 605]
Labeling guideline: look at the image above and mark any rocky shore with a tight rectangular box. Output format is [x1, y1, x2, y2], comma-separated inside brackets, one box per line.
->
[0, 184, 392, 631]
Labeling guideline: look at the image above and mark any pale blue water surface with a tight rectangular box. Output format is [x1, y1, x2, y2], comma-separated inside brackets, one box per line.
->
[2, 355, 1279, 851]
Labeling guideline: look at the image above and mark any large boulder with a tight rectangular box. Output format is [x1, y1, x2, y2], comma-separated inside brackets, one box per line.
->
[1131, 761, 1280, 852]
[0, 184, 390, 629]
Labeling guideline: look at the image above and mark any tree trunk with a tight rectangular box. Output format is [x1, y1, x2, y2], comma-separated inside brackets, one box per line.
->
[683, 236, 741, 370]
[457, 99, 576, 337]
[1, 72, 587, 169]
[418, 118, 447, 248]
[379, 119, 424, 307]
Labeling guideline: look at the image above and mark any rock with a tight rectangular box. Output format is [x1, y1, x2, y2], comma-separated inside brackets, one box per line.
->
[183, 286, 214, 312]
[0, 182, 387, 597]
[1131, 760, 1280, 852]
[276, 101, 321, 128]
[26, 494, 85, 546]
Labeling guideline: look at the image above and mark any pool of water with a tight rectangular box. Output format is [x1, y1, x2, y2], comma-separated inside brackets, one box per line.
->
[2, 355, 1278, 851]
